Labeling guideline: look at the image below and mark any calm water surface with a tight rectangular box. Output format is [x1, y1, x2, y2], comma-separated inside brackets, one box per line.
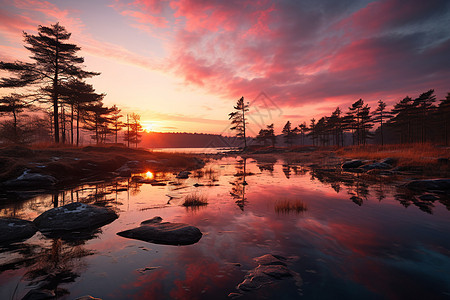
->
[1, 156, 449, 299]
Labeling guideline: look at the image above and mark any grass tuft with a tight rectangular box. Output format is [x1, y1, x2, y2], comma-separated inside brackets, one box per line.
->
[274, 199, 307, 214]
[183, 193, 208, 207]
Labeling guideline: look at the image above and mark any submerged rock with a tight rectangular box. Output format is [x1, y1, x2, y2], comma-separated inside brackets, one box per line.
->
[33, 202, 118, 233]
[2, 170, 57, 189]
[0, 217, 37, 244]
[341, 160, 365, 169]
[176, 171, 191, 179]
[21, 289, 55, 300]
[360, 162, 392, 171]
[380, 157, 397, 166]
[236, 254, 293, 292]
[117, 216, 202, 245]
[405, 179, 450, 193]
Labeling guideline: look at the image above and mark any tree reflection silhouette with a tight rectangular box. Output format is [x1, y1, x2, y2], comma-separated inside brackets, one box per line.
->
[230, 158, 248, 211]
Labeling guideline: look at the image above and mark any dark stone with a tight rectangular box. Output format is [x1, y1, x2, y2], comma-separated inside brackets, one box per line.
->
[117, 216, 202, 245]
[21, 289, 55, 300]
[345, 168, 365, 174]
[341, 160, 364, 169]
[150, 181, 167, 186]
[392, 166, 424, 173]
[236, 254, 293, 292]
[380, 157, 397, 166]
[33, 202, 118, 233]
[131, 175, 144, 182]
[366, 169, 394, 176]
[405, 179, 450, 193]
[0, 217, 37, 244]
[254, 254, 287, 266]
[360, 162, 392, 171]
[2, 171, 57, 189]
[176, 171, 191, 179]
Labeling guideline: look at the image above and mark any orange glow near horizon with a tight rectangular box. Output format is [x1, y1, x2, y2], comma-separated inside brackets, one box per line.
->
[145, 171, 154, 179]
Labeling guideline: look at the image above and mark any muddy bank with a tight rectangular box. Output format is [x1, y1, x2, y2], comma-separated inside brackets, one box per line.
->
[0, 145, 204, 193]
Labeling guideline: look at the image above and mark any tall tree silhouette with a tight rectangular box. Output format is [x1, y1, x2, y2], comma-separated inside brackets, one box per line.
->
[83, 104, 114, 144]
[0, 23, 99, 143]
[438, 92, 450, 146]
[282, 121, 297, 146]
[0, 94, 31, 142]
[124, 113, 143, 148]
[228, 97, 249, 149]
[59, 79, 104, 145]
[372, 100, 391, 146]
[256, 123, 276, 147]
[298, 122, 307, 145]
[109, 105, 124, 144]
[413, 89, 436, 144]
[389, 96, 414, 143]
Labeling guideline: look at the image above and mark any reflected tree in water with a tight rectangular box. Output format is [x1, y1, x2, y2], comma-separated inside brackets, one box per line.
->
[230, 157, 248, 210]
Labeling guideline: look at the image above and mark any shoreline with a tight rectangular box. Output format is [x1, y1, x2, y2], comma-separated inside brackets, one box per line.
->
[0, 145, 204, 198]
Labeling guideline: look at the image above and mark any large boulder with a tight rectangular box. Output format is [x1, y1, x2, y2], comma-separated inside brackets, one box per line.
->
[341, 160, 365, 169]
[0, 217, 37, 244]
[360, 162, 392, 171]
[176, 171, 191, 179]
[117, 216, 202, 245]
[33, 202, 118, 233]
[2, 170, 57, 189]
[405, 179, 450, 193]
[237, 254, 293, 292]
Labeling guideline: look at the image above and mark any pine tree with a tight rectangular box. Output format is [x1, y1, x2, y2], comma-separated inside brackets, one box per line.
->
[59, 79, 104, 145]
[228, 97, 249, 149]
[438, 92, 450, 145]
[124, 113, 143, 148]
[282, 121, 297, 146]
[256, 123, 276, 147]
[412, 89, 436, 144]
[0, 23, 99, 143]
[0, 94, 31, 142]
[372, 100, 391, 145]
[389, 96, 414, 143]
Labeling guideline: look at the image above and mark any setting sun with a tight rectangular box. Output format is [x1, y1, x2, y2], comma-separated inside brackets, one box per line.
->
[145, 171, 154, 179]
[141, 121, 154, 132]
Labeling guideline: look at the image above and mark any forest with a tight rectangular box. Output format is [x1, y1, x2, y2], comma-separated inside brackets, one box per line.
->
[254, 90, 450, 147]
[0, 23, 143, 147]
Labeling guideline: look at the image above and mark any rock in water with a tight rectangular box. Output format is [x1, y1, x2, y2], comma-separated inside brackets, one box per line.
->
[117, 216, 202, 245]
[2, 170, 57, 189]
[341, 160, 364, 169]
[176, 171, 191, 179]
[33, 202, 118, 232]
[236, 254, 294, 292]
[0, 218, 37, 244]
[405, 179, 450, 193]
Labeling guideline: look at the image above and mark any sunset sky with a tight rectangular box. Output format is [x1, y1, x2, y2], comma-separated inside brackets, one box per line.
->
[0, 0, 449, 135]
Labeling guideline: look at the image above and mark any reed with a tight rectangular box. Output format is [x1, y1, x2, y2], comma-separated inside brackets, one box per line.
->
[183, 193, 208, 207]
[274, 199, 307, 214]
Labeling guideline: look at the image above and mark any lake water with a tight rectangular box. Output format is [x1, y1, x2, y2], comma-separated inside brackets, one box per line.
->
[1, 156, 449, 299]
[151, 147, 238, 154]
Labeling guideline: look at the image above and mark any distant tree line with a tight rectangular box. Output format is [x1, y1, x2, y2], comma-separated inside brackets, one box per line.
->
[0, 23, 142, 147]
[253, 89, 450, 147]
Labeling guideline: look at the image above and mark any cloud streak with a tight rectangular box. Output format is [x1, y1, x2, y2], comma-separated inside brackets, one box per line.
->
[118, 0, 450, 109]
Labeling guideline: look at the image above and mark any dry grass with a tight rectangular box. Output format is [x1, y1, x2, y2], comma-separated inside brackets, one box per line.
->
[274, 199, 307, 214]
[182, 193, 208, 207]
[337, 143, 450, 166]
